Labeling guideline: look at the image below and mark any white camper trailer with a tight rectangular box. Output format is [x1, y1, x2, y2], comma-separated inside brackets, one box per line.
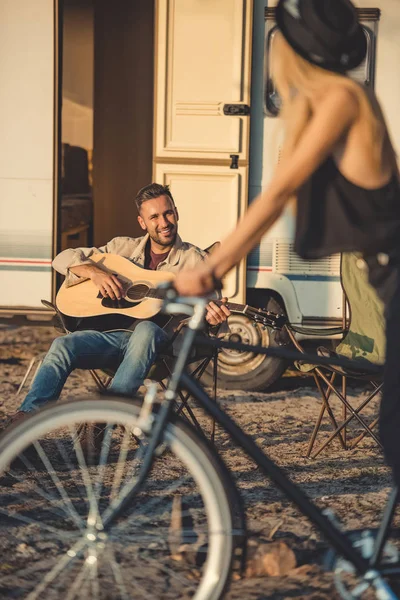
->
[0, 0, 398, 390]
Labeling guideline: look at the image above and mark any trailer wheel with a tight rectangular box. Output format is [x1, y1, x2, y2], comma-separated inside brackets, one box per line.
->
[202, 297, 289, 392]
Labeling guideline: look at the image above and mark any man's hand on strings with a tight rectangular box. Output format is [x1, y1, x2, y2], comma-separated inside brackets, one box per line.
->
[69, 262, 125, 300]
[90, 268, 124, 300]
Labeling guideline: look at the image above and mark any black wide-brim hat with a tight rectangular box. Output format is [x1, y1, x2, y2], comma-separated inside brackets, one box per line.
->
[276, 0, 367, 72]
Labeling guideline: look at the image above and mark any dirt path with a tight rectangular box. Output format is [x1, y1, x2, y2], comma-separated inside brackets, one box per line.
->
[0, 325, 395, 599]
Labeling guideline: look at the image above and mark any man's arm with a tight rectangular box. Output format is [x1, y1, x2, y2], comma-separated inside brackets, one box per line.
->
[52, 245, 108, 277]
[69, 263, 124, 300]
[53, 239, 125, 299]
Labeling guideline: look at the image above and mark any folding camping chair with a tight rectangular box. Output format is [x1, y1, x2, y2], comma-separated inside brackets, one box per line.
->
[285, 252, 385, 459]
[16, 242, 222, 441]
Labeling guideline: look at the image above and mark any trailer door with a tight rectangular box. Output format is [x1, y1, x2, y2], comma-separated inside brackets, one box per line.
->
[154, 0, 253, 301]
[0, 0, 56, 314]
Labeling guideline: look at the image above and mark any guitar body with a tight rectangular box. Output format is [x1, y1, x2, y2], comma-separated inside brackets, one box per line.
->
[56, 254, 175, 320]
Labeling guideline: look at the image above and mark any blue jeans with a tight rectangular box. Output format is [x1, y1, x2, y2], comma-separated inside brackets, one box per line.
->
[19, 321, 169, 412]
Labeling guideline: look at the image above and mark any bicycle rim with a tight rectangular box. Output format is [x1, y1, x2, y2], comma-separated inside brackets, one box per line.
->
[0, 398, 238, 600]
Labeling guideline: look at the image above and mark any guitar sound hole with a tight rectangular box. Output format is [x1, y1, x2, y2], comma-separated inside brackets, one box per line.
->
[126, 284, 150, 301]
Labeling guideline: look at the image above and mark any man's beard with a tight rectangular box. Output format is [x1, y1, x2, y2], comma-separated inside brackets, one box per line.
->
[150, 227, 177, 247]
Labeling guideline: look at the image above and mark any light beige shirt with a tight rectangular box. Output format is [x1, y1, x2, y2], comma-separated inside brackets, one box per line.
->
[53, 233, 227, 343]
[52, 233, 207, 286]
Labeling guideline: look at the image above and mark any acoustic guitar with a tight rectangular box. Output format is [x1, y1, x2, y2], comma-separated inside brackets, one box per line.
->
[56, 253, 285, 329]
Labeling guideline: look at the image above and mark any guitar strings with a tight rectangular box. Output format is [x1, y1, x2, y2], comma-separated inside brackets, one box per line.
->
[125, 284, 151, 301]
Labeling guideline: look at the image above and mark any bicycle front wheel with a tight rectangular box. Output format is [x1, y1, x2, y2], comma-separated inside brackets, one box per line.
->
[0, 397, 243, 600]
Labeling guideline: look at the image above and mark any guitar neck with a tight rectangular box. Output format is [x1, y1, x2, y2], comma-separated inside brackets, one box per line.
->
[146, 288, 247, 313]
[215, 299, 247, 313]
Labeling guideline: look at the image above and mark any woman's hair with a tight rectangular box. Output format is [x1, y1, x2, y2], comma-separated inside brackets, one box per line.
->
[272, 32, 389, 168]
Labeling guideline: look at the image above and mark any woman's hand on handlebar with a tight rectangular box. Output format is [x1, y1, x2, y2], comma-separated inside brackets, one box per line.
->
[174, 264, 221, 296]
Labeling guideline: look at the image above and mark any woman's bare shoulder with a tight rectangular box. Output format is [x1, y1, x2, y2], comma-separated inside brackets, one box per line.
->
[312, 83, 358, 122]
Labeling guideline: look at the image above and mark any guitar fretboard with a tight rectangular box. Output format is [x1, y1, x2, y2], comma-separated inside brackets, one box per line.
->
[145, 288, 246, 313]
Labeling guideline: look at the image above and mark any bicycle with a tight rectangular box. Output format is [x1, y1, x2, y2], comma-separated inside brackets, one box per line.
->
[0, 290, 399, 600]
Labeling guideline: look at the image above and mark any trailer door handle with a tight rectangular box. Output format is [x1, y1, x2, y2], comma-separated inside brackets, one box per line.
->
[223, 104, 250, 116]
[230, 155, 239, 169]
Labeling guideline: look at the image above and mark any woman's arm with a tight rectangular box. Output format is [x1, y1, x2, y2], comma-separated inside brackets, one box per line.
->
[174, 86, 358, 295]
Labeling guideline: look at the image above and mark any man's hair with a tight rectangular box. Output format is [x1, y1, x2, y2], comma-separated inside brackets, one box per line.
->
[135, 183, 175, 213]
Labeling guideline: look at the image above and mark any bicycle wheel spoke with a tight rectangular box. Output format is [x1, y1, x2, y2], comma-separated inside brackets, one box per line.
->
[136, 550, 198, 591]
[54, 437, 91, 506]
[0, 505, 77, 541]
[109, 524, 224, 545]
[110, 426, 139, 502]
[25, 538, 87, 600]
[64, 560, 91, 600]
[89, 548, 100, 600]
[32, 440, 84, 530]
[93, 424, 114, 503]
[8, 451, 62, 499]
[68, 426, 102, 529]
[106, 547, 131, 600]
[105, 473, 193, 527]
[6, 468, 83, 525]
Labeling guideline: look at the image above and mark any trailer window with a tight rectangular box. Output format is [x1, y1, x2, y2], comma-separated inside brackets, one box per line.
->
[264, 8, 381, 117]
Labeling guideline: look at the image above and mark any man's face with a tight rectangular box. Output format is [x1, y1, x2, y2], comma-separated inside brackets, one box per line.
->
[137, 195, 179, 247]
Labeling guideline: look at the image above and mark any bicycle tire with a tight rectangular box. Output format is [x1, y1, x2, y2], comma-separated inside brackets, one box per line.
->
[0, 397, 245, 600]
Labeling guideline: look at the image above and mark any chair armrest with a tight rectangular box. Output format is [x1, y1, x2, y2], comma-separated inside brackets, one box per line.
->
[41, 299, 71, 334]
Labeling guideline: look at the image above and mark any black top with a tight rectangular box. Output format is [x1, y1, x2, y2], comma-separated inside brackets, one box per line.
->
[294, 156, 400, 260]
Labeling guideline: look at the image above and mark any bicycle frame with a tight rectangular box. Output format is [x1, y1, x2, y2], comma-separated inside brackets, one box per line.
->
[112, 293, 400, 593]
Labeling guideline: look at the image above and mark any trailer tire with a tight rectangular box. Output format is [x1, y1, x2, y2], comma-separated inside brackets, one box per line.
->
[201, 296, 289, 392]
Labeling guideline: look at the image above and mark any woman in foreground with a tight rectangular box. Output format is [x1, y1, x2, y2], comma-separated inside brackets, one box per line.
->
[174, 0, 400, 484]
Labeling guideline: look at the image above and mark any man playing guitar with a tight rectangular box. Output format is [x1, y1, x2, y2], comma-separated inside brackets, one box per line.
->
[11, 183, 230, 421]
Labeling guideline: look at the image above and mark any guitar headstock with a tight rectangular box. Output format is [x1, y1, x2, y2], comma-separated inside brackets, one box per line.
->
[244, 307, 287, 330]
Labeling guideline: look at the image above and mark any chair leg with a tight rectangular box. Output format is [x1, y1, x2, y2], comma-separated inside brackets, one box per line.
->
[157, 380, 193, 427]
[335, 384, 382, 450]
[88, 369, 111, 392]
[16, 354, 45, 397]
[210, 349, 218, 444]
[318, 370, 381, 442]
[170, 355, 216, 439]
[310, 378, 383, 459]
[348, 416, 379, 449]
[188, 355, 217, 440]
[159, 355, 217, 440]
[307, 371, 346, 457]
[176, 390, 204, 433]
[160, 360, 205, 433]
[342, 374, 347, 448]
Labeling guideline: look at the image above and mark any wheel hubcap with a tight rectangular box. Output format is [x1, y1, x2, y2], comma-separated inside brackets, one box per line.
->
[218, 314, 271, 376]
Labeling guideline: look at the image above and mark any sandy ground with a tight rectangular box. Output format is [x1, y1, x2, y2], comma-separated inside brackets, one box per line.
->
[0, 324, 397, 599]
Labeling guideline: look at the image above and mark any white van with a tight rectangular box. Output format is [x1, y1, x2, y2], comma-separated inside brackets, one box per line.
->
[0, 1, 398, 391]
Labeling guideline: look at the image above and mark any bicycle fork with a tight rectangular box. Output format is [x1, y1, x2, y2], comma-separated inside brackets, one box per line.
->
[101, 302, 205, 530]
